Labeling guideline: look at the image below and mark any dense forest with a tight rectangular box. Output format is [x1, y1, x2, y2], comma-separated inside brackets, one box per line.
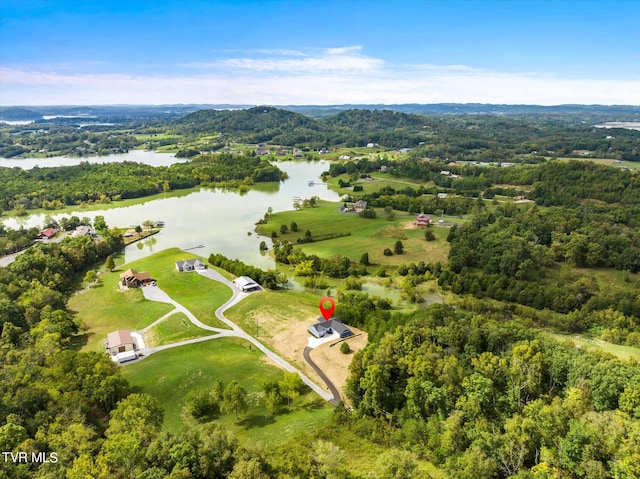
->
[340, 301, 640, 479]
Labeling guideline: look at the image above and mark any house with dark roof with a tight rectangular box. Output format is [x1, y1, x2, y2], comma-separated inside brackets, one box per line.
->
[309, 318, 352, 339]
[175, 258, 206, 272]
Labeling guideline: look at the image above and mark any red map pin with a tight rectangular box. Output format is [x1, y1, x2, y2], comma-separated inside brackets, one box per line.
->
[319, 297, 335, 321]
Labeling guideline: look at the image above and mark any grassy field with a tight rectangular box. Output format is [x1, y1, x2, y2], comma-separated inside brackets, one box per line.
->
[70, 279, 174, 353]
[144, 312, 213, 347]
[225, 289, 320, 339]
[120, 338, 333, 441]
[547, 332, 640, 361]
[325, 173, 428, 196]
[555, 156, 638, 171]
[257, 200, 450, 266]
[70, 248, 231, 352]
[131, 249, 232, 329]
[6, 187, 199, 219]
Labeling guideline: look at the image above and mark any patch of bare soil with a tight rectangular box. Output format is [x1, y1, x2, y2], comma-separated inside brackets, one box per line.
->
[254, 309, 330, 390]
[402, 221, 418, 229]
[309, 328, 368, 402]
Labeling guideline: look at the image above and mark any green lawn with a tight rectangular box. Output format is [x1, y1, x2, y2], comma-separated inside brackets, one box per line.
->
[326, 173, 428, 196]
[144, 312, 213, 347]
[70, 277, 174, 353]
[258, 200, 450, 266]
[120, 338, 332, 440]
[129, 249, 232, 329]
[70, 248, 231, 352]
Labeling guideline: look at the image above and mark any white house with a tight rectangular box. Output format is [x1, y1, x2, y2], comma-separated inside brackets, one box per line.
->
[175, 258, 206, 272]
[234, 276, 261, 292]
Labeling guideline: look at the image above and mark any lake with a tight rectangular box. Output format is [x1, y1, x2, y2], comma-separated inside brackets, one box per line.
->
[0, 149, 188, 169]
[4, 156, 342, 269]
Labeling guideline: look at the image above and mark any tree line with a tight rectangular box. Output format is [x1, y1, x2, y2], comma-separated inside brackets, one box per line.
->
[0, 152, 285, 212]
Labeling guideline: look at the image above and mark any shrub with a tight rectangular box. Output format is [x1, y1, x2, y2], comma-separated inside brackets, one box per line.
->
[340, 342, 351, 354]
[383, 248, 393, 256]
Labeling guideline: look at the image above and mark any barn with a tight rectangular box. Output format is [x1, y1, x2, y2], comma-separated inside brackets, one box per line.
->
[233, 276, 261, 292]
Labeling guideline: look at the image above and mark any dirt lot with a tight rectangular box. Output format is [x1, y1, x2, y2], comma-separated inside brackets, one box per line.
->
[250, 307, 367, 397]
[308, 329, 368, 399]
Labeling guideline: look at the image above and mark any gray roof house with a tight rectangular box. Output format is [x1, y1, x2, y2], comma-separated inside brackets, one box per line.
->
[309, 318, 352, 339]
[175, 258, 206, 272]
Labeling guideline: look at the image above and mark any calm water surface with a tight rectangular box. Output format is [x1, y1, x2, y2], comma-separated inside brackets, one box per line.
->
[5, 157, 341, 269]
[0, 149, 187, 169]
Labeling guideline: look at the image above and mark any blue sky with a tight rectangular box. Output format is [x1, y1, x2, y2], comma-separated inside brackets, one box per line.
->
[1, 0, 639, 105]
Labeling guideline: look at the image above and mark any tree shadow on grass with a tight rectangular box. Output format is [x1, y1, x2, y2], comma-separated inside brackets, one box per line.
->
[301, 397, 327, 411]
[238, 414, 276, 430]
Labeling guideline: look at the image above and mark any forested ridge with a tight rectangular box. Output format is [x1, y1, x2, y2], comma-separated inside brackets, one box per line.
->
[0, 152, 285, 212]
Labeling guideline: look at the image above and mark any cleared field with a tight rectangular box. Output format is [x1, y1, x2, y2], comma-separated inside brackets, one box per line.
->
[70, 248, 230, 352]
[258, 200, 450, 265]
[225, 288, 368, 397]
[120, 338, 332, 441]
[556, 156, 638, 171]
[71, 277, 174, 353]
[144, 312, 213, 347]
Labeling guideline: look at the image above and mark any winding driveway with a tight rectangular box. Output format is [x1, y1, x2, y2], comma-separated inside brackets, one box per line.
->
[134, 269, 335, 403]
[303, 346, 340, 406]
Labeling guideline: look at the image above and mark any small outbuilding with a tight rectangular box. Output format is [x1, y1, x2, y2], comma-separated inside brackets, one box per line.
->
[106, 330, 137, 356]
[309, 318, 352, 339]
[175, 258, 206, 272]
[38, 227, 57, 239]
[234, 276, 261, 292]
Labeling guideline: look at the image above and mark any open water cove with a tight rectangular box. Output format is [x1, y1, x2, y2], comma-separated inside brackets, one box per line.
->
[6, 160, 342, 269]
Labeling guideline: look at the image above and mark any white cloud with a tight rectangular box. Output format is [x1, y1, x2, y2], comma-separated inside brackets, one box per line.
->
[2, 51, 640, 106]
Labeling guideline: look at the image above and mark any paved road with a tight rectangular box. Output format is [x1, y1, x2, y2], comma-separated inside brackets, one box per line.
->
[132, 270, 335, 403]
[303, 346, 341, 406]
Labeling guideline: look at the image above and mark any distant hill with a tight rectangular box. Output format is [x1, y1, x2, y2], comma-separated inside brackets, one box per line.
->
[323, 109, 429, 129]
[0, 107, 42, 121]
[284, 103, 640, 117]
[172, 106, 326, 143]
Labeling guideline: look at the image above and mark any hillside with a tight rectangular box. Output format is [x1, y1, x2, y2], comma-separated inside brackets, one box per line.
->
[172, 105, 326, 144]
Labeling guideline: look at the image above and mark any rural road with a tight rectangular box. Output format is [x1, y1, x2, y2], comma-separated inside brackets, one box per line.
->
[133, 269, 335, 403]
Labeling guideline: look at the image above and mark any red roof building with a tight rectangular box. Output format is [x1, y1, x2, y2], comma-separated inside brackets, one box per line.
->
[39, 227, 57, 239]
[414, 213, 431, 227]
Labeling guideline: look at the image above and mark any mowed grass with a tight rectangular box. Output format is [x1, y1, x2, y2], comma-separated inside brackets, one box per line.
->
[70, 248, 231, 352]
[70, 277, 174, 353]
[123, 248, 232, 329]
[326, 173, 428, 196]
[145, 312, 213, 348]
[257, 200, 449, 265]
[120, 338, 332, 441]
